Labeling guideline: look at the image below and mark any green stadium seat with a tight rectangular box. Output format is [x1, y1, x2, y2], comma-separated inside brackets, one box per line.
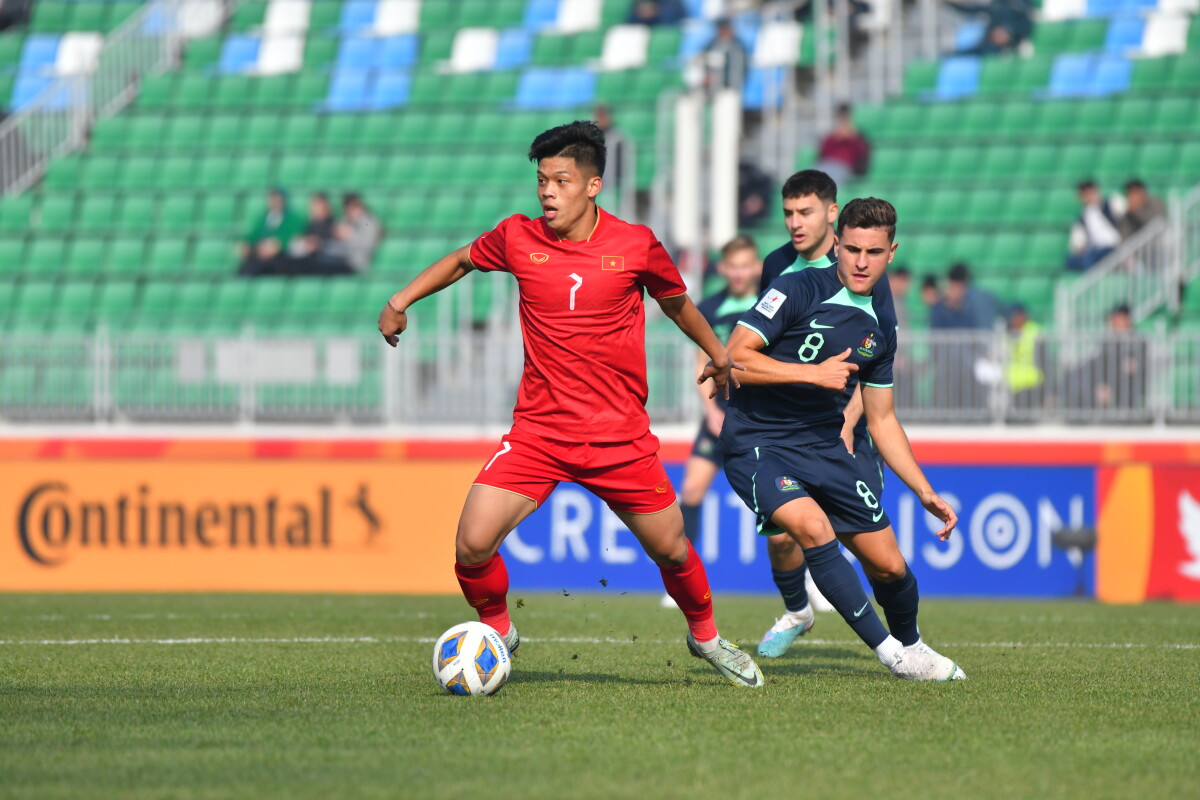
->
[287, 278, 331, 315]
[175, 280, 218, 315]
[1112, 96, 1156, 137]
[419, 0, 456, 28]
[963, 187, 1006, 227]
[1016, 143, 1059, 180]
[280, 113, 321, 147]
[146, 236, 191, 274]
[1027, 231, 1067, 269]
[159, 195, 198, 233]
[986, 231, 1026, 272]
[1001, 187, 1046, 226]
[30, 1, 70, 33]
[1169, 54, 1200, 91]
[247, 279, 290, 320]
[943, 145, 983, 181]
[138, 281, 175, 316]
[157, 155, 197, 191]
[196, 154, 237, 190]
[871, 102, 923, 142]
[1155, 96, 1198, 135]
[213, 76, 256, 109]
[115, 194, 156, 232]
[361, 113, 400, 147]
[868, 146, 906, 181]
[275, 153, 310, 187]
[183, 37, 222, 70]
[57, 279, 96, 317]
[1174, 142, 1200, 181]
[308, 0, 343, 31]
[1043, 186, 1079, 224]
[0, 195, 33, 233]
[192, 239, 235, 275]
[1034, 100, 1075, 138]
[118, 155, 160, 191]
[959, 101, 1002, 139]
[1032, 22, 1072, 56]
[979, 143, 1024, 181]
[96, 279, 140, 321]
[108, 1, 142, 32]
[107, 237, 147, 274]
[36, 193, 77, 232]
[926, 188, 969, 226]
[229, 1, 267, 32]
[346, 152, 383, 187]
[90, 117, 131, 151]
[289, 73, 328, 107]
[205, 113, 244, 148]
[68, 1, 108, 31]
[165, 113, 208, 149]
[1012, 56, 1053, 93]
[1096, 142, 1137, 183]
[230, 154, 275, 190]
[64, 237, 106, 275]
[420, 29, 456, 65]
[0, 238, 27, 279]
[321, 113, 365, 147]
[995, 99, 1038, 139]
[532, 33, 572, 65]
[902, 61, 938, 97]
[174, 74, 215, 109]
[977, 57, 1020, 96]
[647, 26, 682, 62]
[137, 74, 177, 109]
[946, 231, 989, 264]
[74, 194, 117, 234]
[0, 32, 25, 65]
[1056, 142, 1101, 183]
[80, 155, 122, 190]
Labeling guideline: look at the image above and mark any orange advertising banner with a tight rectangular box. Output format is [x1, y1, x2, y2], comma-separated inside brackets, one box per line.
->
[0, 460, 479, 593]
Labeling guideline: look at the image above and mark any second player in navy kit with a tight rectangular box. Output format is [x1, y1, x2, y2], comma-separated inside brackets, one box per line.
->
[721, 198, 966, 681]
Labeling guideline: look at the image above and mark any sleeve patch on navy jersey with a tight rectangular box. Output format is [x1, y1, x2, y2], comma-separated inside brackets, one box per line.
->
[756, 289, 787, 319]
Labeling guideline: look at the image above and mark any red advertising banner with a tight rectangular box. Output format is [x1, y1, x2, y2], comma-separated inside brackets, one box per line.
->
[1145, 467, 1200, 601]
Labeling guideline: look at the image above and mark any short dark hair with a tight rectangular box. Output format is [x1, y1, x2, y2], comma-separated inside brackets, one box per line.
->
[781, 169, 837, 204]
[837, 197, 896, 242]
[528, 120, 607, 178]
[891, 265, 911, 279]
[342, 192, 363, 208]
[1077, 179, 1098, 192]
[1125, 178, 1147, 192]
[921, 275, 939, 290]
[1111, 303, 1132, 317]
[947, 262, 971, 283]
[721, 234, 757, 259]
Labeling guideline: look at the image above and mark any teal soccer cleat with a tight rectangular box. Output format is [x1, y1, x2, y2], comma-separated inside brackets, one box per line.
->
[757, 607, 816, 658]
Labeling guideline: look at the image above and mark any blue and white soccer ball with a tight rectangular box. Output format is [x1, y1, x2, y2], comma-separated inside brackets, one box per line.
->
[431, 621, 511, 696]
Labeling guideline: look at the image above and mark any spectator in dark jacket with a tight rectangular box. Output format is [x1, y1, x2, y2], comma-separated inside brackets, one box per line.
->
[816, 104, 870, 185]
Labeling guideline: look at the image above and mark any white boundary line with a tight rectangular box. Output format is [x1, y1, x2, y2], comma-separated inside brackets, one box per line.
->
[0, 636, 1195, 649]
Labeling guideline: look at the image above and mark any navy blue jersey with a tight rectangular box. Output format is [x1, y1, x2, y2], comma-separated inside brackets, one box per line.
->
[759, 242, 836, 294]
[698, 288, 758, 411]
[720, 265, 898, 453]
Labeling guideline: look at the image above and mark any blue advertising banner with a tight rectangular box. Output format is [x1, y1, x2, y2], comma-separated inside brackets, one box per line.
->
[502, 465, 1096, 598]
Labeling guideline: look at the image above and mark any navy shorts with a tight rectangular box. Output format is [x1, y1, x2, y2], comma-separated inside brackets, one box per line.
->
[690, 421, 723, 466]
[723, 436, 890, 536]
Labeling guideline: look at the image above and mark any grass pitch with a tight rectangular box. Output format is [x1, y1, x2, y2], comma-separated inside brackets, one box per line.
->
[1, 593, 1197, 800]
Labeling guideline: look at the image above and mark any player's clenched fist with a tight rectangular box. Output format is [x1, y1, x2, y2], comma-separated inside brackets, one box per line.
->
[812, 348, 859, 391]
[378, 299, 408, 347]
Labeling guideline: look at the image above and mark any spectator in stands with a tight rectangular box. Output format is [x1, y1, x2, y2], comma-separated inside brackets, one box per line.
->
[701, 18, 748, 91]
[1066, 304, 1149, 418]
[291, 192, 337, 259]
[329, 193, 382, 274]
[627, 0, 686, 25]
[948, 0, 1033, 54]
[237, 188, 304, 277]
[1118, 179, 1167, 240]
[737, 160, 773, 229]
[1065, 180, 1122, 272]
[1005, 304, 1044, 412]
[816, 104, 871, 186]
[594, 104, 630, 211]
[919, 274, 940, 320]
[0, 0, 33, 32]
[890, 266, 917, 408]
[890, 265, 912, 332]
[930, 263, 1004, 331]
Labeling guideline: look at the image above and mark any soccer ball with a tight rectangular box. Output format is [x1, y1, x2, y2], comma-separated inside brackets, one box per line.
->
[431, 621, 511, 696]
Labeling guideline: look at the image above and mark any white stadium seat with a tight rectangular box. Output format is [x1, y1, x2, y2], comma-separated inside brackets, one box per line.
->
[1141, 14, 1189, 56]
[556, 0, 602, 34]
[449, 27, 499, 73]
[752, 20, 802, 68]
[55, 33, 103, 76]
[374, 0, 421, 36]
[263, 0, 312, 36]
[255, 34, 305, 74]
[600, 24, 651, 70]
[177, 0, 224, 38]
[1039, 0, 1088, 22]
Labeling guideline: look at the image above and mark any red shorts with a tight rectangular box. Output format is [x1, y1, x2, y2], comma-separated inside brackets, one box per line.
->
[472, 428, 677, 514]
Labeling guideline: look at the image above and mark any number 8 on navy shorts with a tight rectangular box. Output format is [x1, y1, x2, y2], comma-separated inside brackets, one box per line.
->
[722, 437, 890, 536]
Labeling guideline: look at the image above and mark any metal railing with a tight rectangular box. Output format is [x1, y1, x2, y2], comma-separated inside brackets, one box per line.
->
[0, 0, 183, 196]
[2, 326, 1197, 426]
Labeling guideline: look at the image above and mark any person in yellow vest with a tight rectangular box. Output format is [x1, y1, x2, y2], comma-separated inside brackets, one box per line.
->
[1006, 304, 1044, 412]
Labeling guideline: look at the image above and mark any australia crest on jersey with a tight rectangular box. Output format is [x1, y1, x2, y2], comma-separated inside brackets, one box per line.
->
[857, 333, 878, 358]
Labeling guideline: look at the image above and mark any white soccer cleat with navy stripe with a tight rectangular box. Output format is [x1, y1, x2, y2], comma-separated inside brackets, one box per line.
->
[888, 640, 966, 681]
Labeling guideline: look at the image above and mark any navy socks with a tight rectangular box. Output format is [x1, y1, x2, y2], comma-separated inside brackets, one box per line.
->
[870, 568, 921, 647]
[772, 565, 810, 613]
[681, 502, 700, 545]
[802, 540, 890, 649]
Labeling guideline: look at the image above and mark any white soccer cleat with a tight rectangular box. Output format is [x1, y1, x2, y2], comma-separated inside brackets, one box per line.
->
[757, 606, 816, 658]
[805, 570, 835, 612]
[500, 622, 520, 656]
[660, 593, 679, 609]
[888, 640, 965, 681]
[686, 633, 765, 689]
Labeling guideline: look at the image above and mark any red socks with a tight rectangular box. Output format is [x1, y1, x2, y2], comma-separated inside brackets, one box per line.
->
[660, 543, 718, 642]
[454, 553, 512, 635]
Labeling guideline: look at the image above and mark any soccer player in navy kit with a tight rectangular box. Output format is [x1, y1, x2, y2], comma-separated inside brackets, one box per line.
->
[663, 235, 763, 609]
[754, 171, 895, 658]
[721, 198, 966, 680]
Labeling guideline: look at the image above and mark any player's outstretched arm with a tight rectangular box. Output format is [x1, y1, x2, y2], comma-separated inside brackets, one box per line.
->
[378, 245, 474, 346]
[656, 293, 741, 400]
[862, 385, 958, 540]
[726, 326, 859, 391]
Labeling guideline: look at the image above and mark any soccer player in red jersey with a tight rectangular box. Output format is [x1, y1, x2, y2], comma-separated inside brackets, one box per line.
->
[378, 121, 763, 688]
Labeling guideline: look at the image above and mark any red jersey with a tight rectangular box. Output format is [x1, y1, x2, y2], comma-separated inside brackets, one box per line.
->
[468, 209, 687, 443]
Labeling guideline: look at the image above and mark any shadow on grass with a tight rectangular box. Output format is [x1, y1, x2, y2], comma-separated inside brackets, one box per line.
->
[759, 646, 880, 678]
[513, 670, 667, 686]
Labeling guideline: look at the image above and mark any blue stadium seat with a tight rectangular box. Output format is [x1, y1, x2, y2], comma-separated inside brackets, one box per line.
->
[680, 20, 716, 59]
[12, 76, 79, 111]
[11, 74, 52, 109]
[1090, 54, 1131, 94]
[326, 69, 372, 110]
[515, 67, 558, 107]
[367, 70, 411, 109]
[557, 67, 595, 106]
[954, 20, 987, 52]
[495, 28, 533, 69]
[1118, 0, 1158, 9]
[743, 66, 786, 110]
[523, 0, 559, 30]
[1105, 16, 1145, 53]
[339, 0, 376, 33]
[19, 35, 60, 76]
[934, 56, 981, 99]
[378, 35, 419, 69]
[219, 35, 260, 74]
[731, 12, 761, 51]
[1048, 53, 1095, 96]
[337, 36, 378, 70]
[1086, 0, 1122, 15]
